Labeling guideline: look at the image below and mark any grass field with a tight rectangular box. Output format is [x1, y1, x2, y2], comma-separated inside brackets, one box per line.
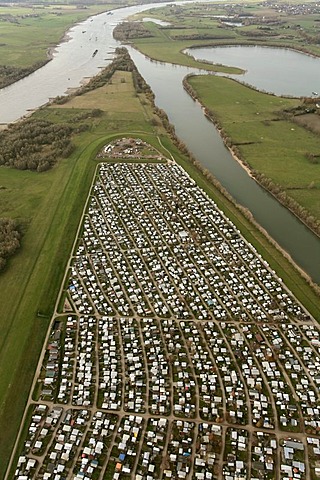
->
[54, 71, 144, 113]
[187, 75, 320, 221]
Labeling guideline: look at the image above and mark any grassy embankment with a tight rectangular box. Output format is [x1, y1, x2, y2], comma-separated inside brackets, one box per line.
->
[0, 67, 169, 478]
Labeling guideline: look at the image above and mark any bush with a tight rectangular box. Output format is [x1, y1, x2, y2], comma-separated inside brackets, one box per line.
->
[0, 218, 20, 272]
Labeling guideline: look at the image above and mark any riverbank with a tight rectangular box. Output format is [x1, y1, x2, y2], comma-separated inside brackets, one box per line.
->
[185, 40, 320, 65]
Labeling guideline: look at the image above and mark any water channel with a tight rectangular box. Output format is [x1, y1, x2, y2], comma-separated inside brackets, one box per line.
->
[0, 3, 320, 283]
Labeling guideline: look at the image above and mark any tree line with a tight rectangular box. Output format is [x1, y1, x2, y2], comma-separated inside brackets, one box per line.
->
[67, 47, 153, 98]
[0, 118, 74, 172]
[0, 61, 48, 90]
[0, 218, 20, 272]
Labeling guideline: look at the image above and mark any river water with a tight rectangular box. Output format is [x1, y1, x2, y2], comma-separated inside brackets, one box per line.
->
[0, 3, 320, 283]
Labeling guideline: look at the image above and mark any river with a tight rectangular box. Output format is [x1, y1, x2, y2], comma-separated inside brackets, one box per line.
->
[0, 3, 320, 284]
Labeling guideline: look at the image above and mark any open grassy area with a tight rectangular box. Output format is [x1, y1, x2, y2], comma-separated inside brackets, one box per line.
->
[54, 71, 144, 113]
[187, 74, 320, 222]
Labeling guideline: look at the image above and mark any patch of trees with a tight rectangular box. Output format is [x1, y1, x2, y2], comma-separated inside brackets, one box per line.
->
[0, 218, 20, 272]
[0, 118, 74, 172]
[0, 61, 48, 90]
[305, 153, 320, 164]
[113, 21, 154, 41]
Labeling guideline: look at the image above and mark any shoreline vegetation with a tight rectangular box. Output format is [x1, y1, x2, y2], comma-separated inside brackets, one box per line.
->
[0, 61, 49, 90]
[0, 218, 21, 272]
